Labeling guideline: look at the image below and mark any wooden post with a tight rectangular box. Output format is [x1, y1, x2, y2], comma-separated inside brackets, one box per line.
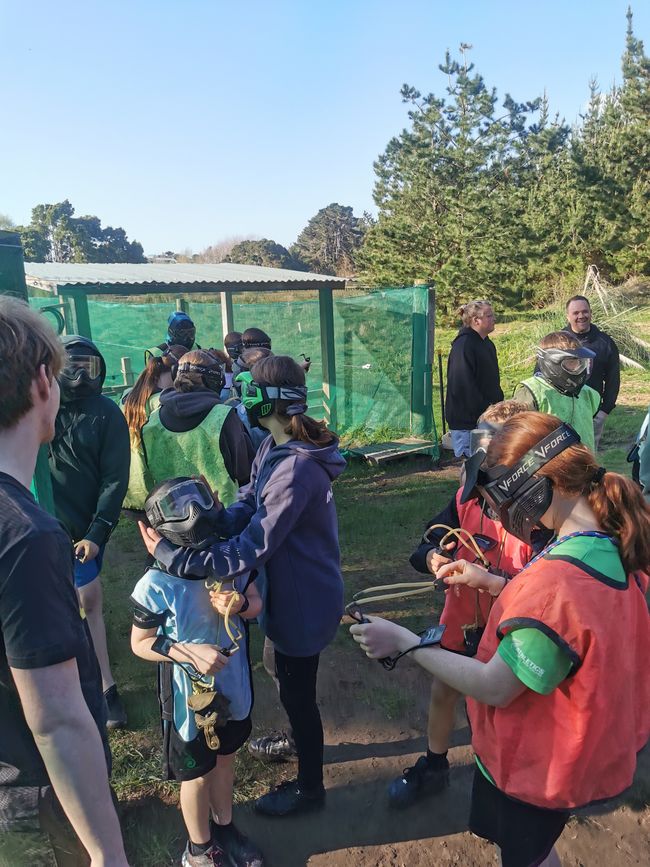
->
[121, 356, 135, 387]
[176, 297, 188, 313]
[318, 286, 337, 430]
[410, 284, 433, 436]
[59, 287, 92, 338]
[221, 291, 234, 343]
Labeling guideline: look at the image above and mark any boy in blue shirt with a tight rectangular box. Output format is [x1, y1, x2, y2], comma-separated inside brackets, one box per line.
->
[131, 478, 264, 867]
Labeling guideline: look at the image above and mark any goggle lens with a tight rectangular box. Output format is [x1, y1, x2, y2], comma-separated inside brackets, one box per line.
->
[64, 355, 101, 379]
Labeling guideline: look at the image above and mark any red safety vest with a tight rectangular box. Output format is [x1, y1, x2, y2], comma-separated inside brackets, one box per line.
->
[467, 552, 650, 809]
[439, 491, 533, 652]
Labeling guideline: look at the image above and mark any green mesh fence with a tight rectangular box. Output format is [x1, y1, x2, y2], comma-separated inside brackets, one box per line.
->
[29, 287, 437, 448]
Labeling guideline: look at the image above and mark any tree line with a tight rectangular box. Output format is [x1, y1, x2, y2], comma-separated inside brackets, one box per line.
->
[7, 9, 647, 302]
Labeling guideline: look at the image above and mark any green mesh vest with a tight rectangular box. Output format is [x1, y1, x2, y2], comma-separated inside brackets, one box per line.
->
[142, 403, 238, 507]
[123, 393, 161, 510]
[515, 377, 600, 453]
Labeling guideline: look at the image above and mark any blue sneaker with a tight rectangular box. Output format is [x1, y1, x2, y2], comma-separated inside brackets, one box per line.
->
[387, 755, 449, 809]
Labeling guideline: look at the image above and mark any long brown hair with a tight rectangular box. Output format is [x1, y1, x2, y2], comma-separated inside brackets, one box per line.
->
[251, 355, 335, 446]
[487, 411, 650, 574]
[123, 345, 185, 446]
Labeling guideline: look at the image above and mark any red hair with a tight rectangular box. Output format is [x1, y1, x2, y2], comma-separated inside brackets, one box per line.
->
[487, 412, 650, 574]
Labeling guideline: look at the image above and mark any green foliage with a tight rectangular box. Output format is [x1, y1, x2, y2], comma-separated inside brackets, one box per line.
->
[290, 203, 366, 276]
[223, 237, 305, 270]
[361, 11, 650, 305]
[17, 199, 145, 263]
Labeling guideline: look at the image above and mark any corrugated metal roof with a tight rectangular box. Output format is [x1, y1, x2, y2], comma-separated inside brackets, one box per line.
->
[24, 262, 346, 292]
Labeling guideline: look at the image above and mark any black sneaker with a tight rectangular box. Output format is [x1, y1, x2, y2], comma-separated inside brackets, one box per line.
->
[181, 841, 227, 866]
[211, 821, 264, 867]
[247, 731, 297, 763]
[254, 780, 325, 817]
[104, 684, 127, 730]
[387, 755, 450, 809]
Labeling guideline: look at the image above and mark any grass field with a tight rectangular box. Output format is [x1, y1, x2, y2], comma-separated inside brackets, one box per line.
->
[1, 307, 649, 866]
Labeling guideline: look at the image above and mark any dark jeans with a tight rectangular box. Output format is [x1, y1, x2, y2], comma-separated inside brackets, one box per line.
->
[274, 650, 323, 790]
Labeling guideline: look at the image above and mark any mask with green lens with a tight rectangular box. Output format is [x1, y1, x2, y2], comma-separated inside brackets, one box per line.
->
[235, 371, 308, 428]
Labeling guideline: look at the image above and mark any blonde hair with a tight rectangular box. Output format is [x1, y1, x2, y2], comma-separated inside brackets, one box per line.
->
[479, 400, 530, 425]
[0, 297, 65, 430]
[538, 331, 581, 351]
[458, 299, 491, 327]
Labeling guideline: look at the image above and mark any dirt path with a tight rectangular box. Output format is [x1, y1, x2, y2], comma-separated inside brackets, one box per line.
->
[232, 640, 650, 867]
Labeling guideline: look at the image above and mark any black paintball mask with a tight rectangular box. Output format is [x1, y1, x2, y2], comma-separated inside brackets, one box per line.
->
[461, 423, 581, 545]
[145, 477, 221, 549]
[167, 312, 196, 350]
[176, 359, 224, 394]
[59, 336, 106, 401]
[236, 371, 308, 428]
[536, 346, 595, 397]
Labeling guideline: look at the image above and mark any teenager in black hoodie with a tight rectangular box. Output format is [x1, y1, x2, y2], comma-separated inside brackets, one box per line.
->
[445, 301, 503, 457]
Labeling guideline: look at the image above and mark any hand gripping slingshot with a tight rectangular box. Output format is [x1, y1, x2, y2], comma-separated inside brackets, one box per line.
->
[186, 579, 245, 750]
[346, 524, 495, 668]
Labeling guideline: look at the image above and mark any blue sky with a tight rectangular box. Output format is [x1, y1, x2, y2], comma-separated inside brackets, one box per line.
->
[1, 0, 647, 255]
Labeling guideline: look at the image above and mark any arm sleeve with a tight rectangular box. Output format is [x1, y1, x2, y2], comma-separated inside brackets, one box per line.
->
[513, 384, 537, 409]
[2, 532, 86, 669]
[639, 420, 650, 500]
[85, 403, 131, 546]
[219, 408, 255, 487]
[497, 627, 574, 694]
[155, 462, 311, 580]
[409, 495, 460, 573]
[600, 337, 620, 414]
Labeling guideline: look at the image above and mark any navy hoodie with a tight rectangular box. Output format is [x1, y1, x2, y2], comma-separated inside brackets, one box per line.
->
[154, 435, 346, 657]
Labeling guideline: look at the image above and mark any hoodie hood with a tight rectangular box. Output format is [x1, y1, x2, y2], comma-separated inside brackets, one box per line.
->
[158, 386, 222, 432]
[271, 438, 347, 481]
[59, 335, 107, 401]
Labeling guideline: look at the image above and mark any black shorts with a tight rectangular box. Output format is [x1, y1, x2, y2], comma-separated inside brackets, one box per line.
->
[162, 716, 252, 782]
[469, 766, 569, 867]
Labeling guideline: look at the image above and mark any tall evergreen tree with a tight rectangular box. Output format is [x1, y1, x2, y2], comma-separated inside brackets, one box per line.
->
[290, 203, 365, 276]
[224, 238, 305, 270]
[360, 46, 540, 310]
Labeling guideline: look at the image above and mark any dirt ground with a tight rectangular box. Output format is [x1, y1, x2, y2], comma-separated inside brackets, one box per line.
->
[227, 635, 650, 867]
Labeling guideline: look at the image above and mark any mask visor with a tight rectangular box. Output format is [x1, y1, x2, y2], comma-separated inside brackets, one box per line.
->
[64, 355, 102, 379]
[155, 479, 214, 521]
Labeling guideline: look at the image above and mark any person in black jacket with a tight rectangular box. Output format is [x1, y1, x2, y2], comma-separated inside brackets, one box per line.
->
[563, 295, 620, 450]
[445, 300, 504, 457]
[49, 336, 131, 729]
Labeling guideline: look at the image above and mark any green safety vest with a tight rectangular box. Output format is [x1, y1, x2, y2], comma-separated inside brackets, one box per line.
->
[122, 393, 161, 511]
[142, 402, 238, 507]
[515, 376, 600, 453]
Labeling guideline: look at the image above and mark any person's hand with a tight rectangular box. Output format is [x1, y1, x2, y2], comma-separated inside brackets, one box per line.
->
[138, 521, 163, 555]
[74, 539, 100, 563]
[184, 643, 229, 676]
[209, 589, 245, 616]
[425, 540, 455, 575]
[595, 410, 608, 421]
[437, 559, 506, 597]
[350, 616, 416, 660]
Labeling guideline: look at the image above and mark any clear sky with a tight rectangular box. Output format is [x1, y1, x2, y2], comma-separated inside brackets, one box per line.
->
[1, 0, 648, 255]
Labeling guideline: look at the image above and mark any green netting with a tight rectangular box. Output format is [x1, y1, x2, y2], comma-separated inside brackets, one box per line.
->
[29, 287, 437, 447]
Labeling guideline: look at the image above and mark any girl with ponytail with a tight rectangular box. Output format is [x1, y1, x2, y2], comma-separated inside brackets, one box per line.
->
[139, 355, 346, 818]
[351, 411, 649, 867]
[121, 345, 186, 510]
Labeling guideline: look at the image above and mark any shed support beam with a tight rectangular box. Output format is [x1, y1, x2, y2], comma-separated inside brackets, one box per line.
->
[318, 287, 337, 430]
[410, 284, 434, 436]
[60, 288, 92, 338]
[221, 291, 234, 342]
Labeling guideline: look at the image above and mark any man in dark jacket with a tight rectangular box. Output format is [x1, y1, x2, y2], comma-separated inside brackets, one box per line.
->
[49, 336, 131, 728]
[563, 295, 620, 449]
[445, 300, 503, 457]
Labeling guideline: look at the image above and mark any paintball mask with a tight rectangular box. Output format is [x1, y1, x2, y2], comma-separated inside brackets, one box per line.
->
[176, 359, 224, 394]
[167, 312, 196, 350]
[144, 477, 221, 549]
[236, 371, 308, 428]
[536, 346, 595, 396]
[462, 423, 581, 544]
[59, 337, 105, 400]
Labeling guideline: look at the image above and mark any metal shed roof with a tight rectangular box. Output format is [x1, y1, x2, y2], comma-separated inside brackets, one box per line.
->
[24, 262, 347, 294]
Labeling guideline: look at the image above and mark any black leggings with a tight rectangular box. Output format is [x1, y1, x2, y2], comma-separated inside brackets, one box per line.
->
[274, 650, 323, 789]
